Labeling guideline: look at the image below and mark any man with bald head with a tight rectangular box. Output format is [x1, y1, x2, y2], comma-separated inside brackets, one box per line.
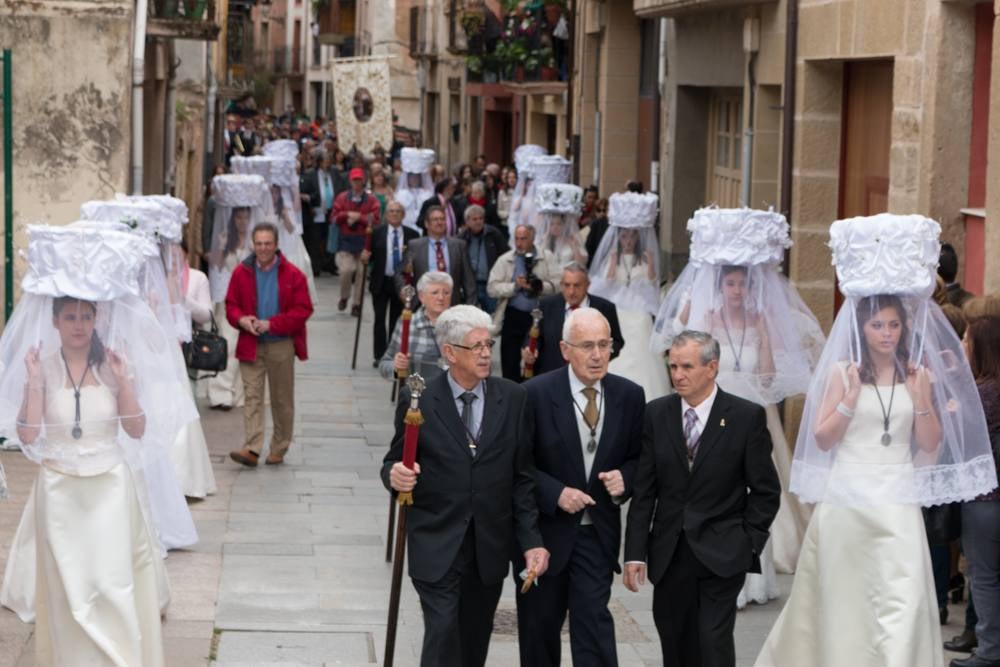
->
[515, 307, 645, 666]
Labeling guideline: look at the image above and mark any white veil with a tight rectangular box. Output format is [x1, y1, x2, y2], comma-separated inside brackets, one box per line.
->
[508, 144, 546, 233]
[588, 192, 661, 315]
[534, 183, 586, 268]
[208, 174, 269, 303]
[396, 148, 435, 234]
[650, 208, 824, 405]
[791, 214, 998, 507]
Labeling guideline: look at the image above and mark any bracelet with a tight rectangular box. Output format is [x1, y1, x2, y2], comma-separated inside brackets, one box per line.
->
[836, 402, 855, 418]
[915, 408, 932, 417]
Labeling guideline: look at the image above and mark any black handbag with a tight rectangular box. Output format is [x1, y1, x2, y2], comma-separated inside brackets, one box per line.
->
[182, 314, 228, 380]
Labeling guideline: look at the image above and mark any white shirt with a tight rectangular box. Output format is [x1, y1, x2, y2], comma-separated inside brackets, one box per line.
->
[385, 224, 405, 277]
[568, 365, 605, 525]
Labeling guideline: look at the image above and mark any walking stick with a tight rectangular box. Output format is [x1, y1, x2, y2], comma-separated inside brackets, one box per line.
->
[522, 307, 543, 380]
[384, 374, 425, 667]
[386, 285, 416, 562]
[389, 253, 413, 404]
[350, 217, 374, 370]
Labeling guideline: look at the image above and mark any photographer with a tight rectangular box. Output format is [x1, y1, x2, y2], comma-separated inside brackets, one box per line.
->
[487, 224, 559, 381]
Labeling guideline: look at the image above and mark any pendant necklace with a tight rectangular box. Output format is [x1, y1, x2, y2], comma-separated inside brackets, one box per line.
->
[61, 350, 91, 440]
[571, 385, 605, 453]
[720, 308, 747, 372]
[871, 368, 898, 447]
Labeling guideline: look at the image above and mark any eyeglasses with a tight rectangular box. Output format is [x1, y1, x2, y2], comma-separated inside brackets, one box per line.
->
[451, 339, 496, 354]
[564, 339, 614, 353]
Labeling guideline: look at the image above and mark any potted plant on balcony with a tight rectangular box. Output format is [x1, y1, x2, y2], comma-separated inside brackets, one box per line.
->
[182, 0, 207, 19]
[537, 47, 557, 81]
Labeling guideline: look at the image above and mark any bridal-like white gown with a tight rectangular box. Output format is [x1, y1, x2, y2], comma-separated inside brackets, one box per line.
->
[14, 376, 165, 665]
[609, 309, 671, 401]
[754, 383, 942, 666]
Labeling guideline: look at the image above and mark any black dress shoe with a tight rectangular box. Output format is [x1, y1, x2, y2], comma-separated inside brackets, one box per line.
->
[945, 628, 979, 653]
[941, 606, 950, 625]
[950, 652, 1000, 667]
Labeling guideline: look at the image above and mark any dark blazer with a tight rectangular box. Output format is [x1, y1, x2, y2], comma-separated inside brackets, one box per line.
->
[457, 225, 508, 278]
[522, 370, 644, 576]
[624, 388, 780, 583]
[369, 223, 419, 295]
[393, 236, 479, 306]
[416, 194, 461, 233]
[381, 374, 544, 584]
[300, 167, 346, 223]
[529, 293, 625, 375]
[585, 216, 609, 269]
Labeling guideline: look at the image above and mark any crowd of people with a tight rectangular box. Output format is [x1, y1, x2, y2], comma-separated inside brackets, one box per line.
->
[1, 106, 999, 667]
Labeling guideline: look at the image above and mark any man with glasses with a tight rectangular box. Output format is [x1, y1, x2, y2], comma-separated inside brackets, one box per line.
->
[383, 305, 550, 666]
[521, 263, 625, 376]
[514, 307, 645, 666]
[364, 200, 419, 365]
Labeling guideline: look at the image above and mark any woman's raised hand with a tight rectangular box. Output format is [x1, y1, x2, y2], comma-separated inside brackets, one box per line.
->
[24, 345, 42, 386]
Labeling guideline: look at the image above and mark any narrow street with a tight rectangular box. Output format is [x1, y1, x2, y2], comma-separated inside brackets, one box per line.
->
[0, 276, 968, 665]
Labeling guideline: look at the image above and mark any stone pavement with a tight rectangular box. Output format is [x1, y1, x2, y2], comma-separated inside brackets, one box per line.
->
[0, 275, 971, 665]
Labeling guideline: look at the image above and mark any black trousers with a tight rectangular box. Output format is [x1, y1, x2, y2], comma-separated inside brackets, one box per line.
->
[302, 222, 327, 276]
[500, 305, 533, 382]
[515, 525, 618, 667]
[410, 523, 503, 667]
[652, 534, 744, 667]
[372, 280, 403, 362]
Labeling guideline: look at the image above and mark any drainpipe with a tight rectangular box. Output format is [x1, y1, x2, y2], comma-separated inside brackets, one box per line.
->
[204, 41, 217, 178]
[779, 0, 798, 226]
[740, 51, 756, 207]
[164, 42, 179, 194]
[132, 0, 149, 195]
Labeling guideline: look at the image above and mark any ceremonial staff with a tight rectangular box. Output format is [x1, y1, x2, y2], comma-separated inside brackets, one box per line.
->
[522, 307, 543, 379]
[386, 284, 416, 562]
[390, 251, 414, 404]
[384, 374, 425, 667]
[350, 215, 374, 370]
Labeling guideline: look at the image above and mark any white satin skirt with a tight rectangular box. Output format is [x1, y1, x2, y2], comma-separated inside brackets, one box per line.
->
[608, 309, 671, 401]
[754, 501, 942, 666]
[170, 418, 217, 499]
[30, 463, 165, 666]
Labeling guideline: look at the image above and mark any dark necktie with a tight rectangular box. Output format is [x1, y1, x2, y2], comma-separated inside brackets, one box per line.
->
[435, 240, 447, 272]
[460, 391, 478, 457]
[391, 229, 401, 272]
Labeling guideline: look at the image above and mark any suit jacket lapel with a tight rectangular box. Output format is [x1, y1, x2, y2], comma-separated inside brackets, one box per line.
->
[553, 372, 587, 487]
[475, 377, 505, 457]
[430, 376, 473, 459]
[666, 395, 688, 468]
[690, 390, 732, 476]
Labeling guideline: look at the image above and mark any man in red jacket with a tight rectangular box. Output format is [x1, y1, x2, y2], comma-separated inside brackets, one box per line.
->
[226, 222, 314, 466]
[331, 167, 380, 316]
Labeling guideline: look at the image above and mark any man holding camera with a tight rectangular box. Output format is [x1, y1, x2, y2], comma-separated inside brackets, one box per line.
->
[487, 224, 560, 381]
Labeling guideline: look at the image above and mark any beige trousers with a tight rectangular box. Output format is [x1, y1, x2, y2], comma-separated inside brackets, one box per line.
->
[239, 338, 296, 457]
[335, 251, 364, 306]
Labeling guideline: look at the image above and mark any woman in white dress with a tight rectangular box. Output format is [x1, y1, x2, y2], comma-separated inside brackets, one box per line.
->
[756, 214, 998, 667]
[589, 191, 670, 399]
[395, 148, 436, 234]
[0, 225, 182, 666]
[651, 207, 824, 606]
[206, 174, 269, 410]
[535, 183, 588, 269]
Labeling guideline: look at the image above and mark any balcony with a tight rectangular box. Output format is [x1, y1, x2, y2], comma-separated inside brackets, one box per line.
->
[314, 0, 356, 46]
[255, 48, 305, 76]
[147, 0, 221, 40]
[633, 0, 775, 18]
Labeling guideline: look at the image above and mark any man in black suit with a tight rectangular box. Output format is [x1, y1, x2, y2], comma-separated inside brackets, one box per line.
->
[521, 263, 625, 375]
[362, 200, 419, 364]
[623, 330, 780, 667]
[516, 307, 644, 667]
[383, 305, 550, 667]
[416, 177, 461, 235]
[393, 205, 478, 306]
[300, 148, 338, 277]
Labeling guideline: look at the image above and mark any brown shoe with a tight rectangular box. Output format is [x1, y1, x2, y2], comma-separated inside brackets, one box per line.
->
[265, 453, 284, 465]
[351, 305, 361, 317]
[229, 448, 259, 467]
[338, 298, 347, 311]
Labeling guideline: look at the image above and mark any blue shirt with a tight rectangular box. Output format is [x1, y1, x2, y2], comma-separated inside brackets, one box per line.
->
[447, 373, 485, 441]
[426, 237, 451, 273]
[255, 256, 284, 342]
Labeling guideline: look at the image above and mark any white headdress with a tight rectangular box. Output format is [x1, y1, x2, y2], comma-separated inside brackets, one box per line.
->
[400, 147, 435, 174]
[651, 207, 824, 405]
[534, 184, 587, 269]
[790, 214, 997, 507]
[588, 192, 661, 314]
[261, 138, 299, 161]
[208, 175, 270, 302]
[396, 148, 436, 232]
[535, 183, 583, 216]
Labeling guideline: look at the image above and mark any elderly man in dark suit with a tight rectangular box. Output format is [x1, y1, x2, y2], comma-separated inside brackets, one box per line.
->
[362, 199, 419, 365]
[521, 262, 625, 376]
[516, 307, 644, 667]
[623, 330, 780, 667]
[383, 305, 550, 667]
[394, 205, 478, 306]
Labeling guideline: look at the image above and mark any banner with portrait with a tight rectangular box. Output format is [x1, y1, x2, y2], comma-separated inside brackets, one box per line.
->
[331, 56, 393, 155]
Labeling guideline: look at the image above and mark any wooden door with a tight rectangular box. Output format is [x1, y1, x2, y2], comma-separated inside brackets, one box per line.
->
[706, 90, 743, 208]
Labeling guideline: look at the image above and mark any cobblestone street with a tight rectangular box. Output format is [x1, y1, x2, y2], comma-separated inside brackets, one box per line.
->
[0, 276, 970, 666]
